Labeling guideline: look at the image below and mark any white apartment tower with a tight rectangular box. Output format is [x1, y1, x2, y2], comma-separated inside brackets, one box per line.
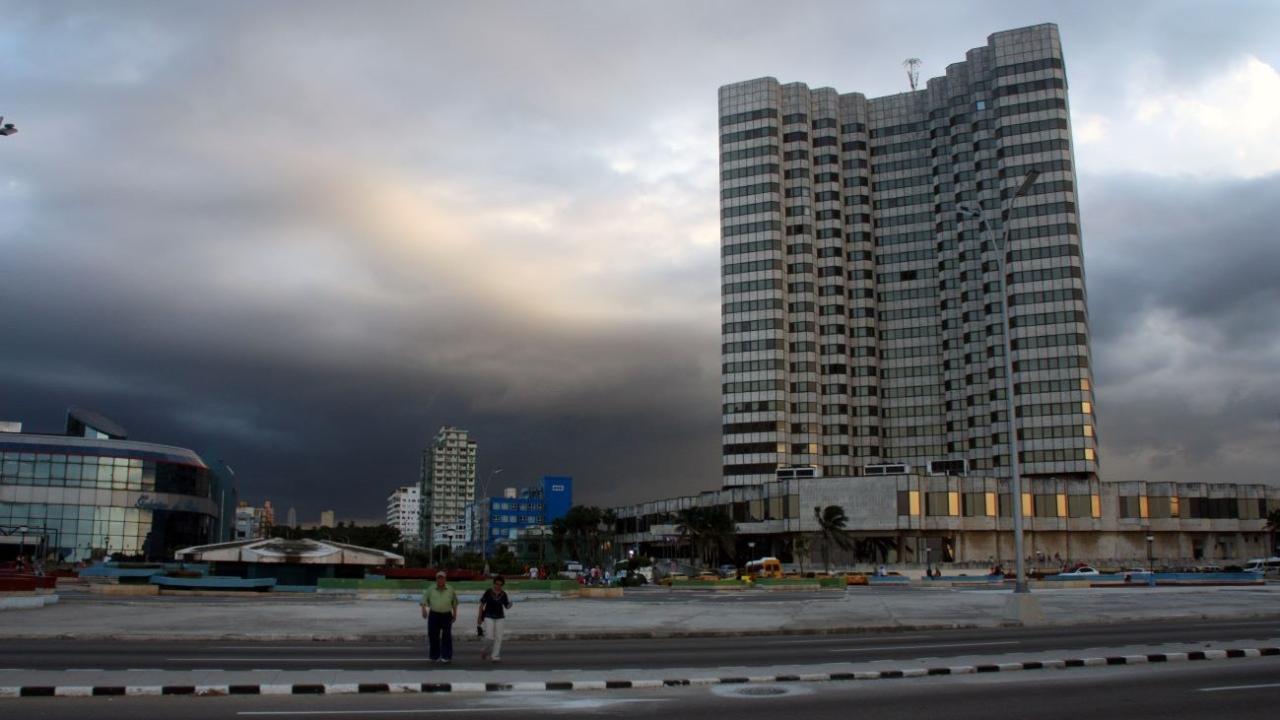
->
[386, 485, 421, 544]
[419, 426, 478, 548]
[719, 24, 1098, 486]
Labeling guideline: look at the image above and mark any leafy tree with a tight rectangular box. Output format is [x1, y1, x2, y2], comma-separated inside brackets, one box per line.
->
[563, 505, 604, 564]
[268, 523, 401, 553]
[814, 505, 855, 572]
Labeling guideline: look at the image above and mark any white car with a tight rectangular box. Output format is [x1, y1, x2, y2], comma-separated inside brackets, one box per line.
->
[1059, 566, 1100, 576]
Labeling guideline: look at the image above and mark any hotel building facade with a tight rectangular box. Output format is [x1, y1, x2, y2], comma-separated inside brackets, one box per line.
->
[719, 23, 1094, 486]
[611, 24, 1279, 567]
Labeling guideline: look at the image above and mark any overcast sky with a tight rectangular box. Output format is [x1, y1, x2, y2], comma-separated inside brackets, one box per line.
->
[2, 1, 1278, 521]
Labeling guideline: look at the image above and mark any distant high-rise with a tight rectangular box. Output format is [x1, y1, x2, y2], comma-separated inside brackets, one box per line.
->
[419, 427, 478, 550]
[386, 484, 421, 544]
[235, 502, 266, 540]
[718, 24, 1098, 485]
[286, 506, 297, 528]
[319, 509, 335, 528]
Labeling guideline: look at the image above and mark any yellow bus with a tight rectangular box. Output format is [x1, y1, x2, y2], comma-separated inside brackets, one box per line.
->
[745, 557, 783, 579]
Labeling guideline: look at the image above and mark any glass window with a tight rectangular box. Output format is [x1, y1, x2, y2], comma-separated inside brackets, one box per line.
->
[1067, 495, 1092, 518]
[925, 492, 950, 516]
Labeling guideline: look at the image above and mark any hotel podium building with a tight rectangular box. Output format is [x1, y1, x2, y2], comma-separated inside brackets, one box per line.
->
[612, 24, 1280, 566]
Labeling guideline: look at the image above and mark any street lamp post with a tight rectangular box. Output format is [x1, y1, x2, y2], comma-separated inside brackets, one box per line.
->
[925, 546, 932, 579]
[958, 169, 1040, 595]
[480, 469, 502, 577]
[1146, 533, 1155, 573]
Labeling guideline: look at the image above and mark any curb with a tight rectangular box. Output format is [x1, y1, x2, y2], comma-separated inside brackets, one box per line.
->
[0, 624, 991, 642]
[10, 610, 1280, 643]
[2, 646, 1277, 699]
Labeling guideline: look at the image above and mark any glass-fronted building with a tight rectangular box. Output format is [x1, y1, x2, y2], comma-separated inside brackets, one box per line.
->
[0, 408, 229, 563]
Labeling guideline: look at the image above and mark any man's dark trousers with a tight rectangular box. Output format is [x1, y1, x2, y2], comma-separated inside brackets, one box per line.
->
[427, 611, 454, 660]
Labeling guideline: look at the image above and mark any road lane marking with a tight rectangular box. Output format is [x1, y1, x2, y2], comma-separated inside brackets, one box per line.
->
[766, 634, 934, 645]
[222, 646, 420, 651]
[1199, 682, 1280, 692]
[828, 640, 1019, 653]
[238, 711, 495, 716]
[166, 658, 436, 663]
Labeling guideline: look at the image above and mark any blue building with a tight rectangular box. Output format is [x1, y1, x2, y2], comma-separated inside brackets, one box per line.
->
[477, 475, 573, 554]
[540, 476, 572, 523]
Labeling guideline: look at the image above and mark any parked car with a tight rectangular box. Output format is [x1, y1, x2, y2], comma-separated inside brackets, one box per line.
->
[718, 564, 738, 578]
[1242, 557, 1280, 574]
[1059, 566, 1100, 576]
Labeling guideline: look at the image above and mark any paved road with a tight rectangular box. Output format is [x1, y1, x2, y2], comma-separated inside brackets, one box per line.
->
[4, 617, 1279, 671]
[6, 654, 1280, 719]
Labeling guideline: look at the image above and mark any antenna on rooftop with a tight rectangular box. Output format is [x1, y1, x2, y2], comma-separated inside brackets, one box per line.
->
[903, 58, 921, 91]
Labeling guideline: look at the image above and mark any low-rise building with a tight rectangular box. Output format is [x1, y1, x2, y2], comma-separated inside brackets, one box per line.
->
[175, 537, 403, 586]
[612, 474, 1280, 567]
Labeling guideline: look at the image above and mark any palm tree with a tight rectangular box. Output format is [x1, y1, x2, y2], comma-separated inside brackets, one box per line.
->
[675, 507, 704, 566]
[814, 505, 855, 572]
[854, 536, 896, 565]
[550, 518, 569, 564]
[699, 509, 737, 567]
[1265, 509, 1280, 557]
[600, 509, 618, 565]
[791, 535, 812, 575]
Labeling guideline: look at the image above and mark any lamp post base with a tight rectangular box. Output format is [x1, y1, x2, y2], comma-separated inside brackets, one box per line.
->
[1001, 592, 1046, 626]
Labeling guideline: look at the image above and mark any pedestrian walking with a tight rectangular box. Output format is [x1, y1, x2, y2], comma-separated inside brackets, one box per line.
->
[420, 571, 459, 664]
[477, 575, 513, 662]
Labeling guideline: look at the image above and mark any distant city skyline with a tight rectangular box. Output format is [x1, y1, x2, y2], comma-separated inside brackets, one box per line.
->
[2, 3, 1278, 519]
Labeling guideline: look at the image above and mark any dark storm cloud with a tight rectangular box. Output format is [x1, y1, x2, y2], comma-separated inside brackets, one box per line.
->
[2, 1, 1279, 518]
[1081, 174, 1280, 483]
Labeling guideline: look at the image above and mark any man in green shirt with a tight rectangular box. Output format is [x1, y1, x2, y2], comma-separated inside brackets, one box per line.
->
[420, 571, 459, 663]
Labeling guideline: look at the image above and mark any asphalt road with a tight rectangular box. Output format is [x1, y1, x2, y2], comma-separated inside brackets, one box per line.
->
[3, 617, 1279, 671]
[6, 654, 1280, 719]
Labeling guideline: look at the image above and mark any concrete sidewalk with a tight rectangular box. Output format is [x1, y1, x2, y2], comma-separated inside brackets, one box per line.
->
[3, 585, 1280, 641]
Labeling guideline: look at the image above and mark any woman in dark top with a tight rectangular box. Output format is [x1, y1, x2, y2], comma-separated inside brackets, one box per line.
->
[477, 575, 513, 661]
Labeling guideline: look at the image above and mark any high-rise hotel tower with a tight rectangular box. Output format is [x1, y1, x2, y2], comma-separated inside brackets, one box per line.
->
[719, 24, 1098, 486]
